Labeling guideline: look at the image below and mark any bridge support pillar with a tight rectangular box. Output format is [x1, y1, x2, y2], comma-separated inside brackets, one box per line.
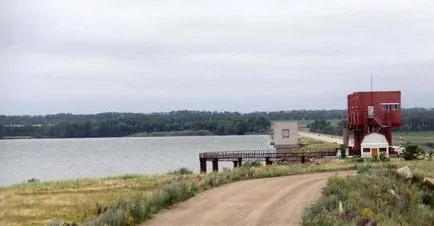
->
[233, 161, 239, 168]
[238, 158, 242, 167]
[212, 159, 219, 172]
[200, 159, 207, 174]
[265, 157, 273, 166]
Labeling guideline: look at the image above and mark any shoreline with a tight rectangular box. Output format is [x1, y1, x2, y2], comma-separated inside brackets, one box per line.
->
[0, 132, 268, 140]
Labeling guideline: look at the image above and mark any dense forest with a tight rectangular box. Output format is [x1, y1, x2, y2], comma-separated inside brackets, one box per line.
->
[0, 108, 433, 138]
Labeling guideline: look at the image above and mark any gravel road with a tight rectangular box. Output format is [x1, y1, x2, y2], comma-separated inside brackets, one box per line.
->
[141, 171, 353, 226]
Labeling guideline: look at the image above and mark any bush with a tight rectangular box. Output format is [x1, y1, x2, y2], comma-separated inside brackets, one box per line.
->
[403, 145, 424, 160]
[242, 160, 263, 168]
[379, 153, 390, 162]
[169, 167, 194, 175]
[356, 164, 373, 174]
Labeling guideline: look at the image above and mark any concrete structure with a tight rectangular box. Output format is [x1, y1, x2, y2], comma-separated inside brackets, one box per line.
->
[361, 133, 390, 158]
[347, 91, 402, 155]
[270, 121, 298, 153]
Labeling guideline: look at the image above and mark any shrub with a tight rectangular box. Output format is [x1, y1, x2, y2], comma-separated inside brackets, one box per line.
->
[356, 164, 372, 174]
[169, 167, 194, 175]
[354, 157, 364, 163]
[403, 145, 424, 160]
[379, 153, 390, 162]
[242, 160, 263, 168]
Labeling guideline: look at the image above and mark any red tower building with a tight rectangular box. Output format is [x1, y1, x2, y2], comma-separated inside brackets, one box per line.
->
[347, 91, 403, 155]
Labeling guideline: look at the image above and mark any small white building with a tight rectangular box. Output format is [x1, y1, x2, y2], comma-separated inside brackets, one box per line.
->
[361, 133, 390, 158]
[270, 121, 299, 153]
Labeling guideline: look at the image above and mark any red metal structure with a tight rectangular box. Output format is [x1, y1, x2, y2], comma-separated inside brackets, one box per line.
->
[347, 91, 403, 155]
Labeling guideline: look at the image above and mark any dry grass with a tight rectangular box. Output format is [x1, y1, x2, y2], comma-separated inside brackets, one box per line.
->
[401, 160, 434, 178]
[0, 174, 178, 226]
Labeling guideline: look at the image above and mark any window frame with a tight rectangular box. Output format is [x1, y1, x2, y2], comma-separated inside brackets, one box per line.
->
[282, 129, 290, 139]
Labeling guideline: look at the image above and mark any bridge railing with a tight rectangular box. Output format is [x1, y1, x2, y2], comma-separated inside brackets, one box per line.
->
[199, 148, 337, 161]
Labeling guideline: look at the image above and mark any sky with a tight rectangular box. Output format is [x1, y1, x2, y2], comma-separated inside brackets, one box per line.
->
[1, 0, 434, 115]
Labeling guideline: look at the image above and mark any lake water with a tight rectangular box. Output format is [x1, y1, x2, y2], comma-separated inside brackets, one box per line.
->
[0, 135, 273, 186]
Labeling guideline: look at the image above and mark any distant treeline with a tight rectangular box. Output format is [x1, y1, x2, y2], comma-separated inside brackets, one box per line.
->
[308, 120, 348, 136]
[0, 108, 433, 138]
[0, 111, 270, 138]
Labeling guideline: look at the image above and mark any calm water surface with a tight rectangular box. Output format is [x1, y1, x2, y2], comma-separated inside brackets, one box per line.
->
[0, 135, 272, 186]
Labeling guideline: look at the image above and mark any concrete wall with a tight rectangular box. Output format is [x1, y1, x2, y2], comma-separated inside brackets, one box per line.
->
[272, 121, 298, 147]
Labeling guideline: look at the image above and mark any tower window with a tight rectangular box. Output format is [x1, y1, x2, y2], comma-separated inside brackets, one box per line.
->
[282, 129, 290, 139]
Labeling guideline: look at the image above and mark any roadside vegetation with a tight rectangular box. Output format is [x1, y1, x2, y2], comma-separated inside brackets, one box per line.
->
[302, 164, 434, 226]
[303, 144, 434, 226]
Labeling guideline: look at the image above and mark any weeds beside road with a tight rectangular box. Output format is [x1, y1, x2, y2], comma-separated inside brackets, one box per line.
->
[303, 164, 434, 226]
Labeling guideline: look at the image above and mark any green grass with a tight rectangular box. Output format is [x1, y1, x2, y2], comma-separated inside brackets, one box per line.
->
[303, 162, 434, 226]
[298, 120, 314, 127]
[393, 131, 434, 145]
[298, 119, 342, 127]
[404, 160, 434, 178]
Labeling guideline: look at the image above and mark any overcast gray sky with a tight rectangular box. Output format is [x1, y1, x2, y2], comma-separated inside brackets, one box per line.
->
[1, 0, 433, 115]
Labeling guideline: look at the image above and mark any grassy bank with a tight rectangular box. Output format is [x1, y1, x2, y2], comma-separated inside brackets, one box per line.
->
[0, 174, 179, 226]
[303, 163, 434, 226]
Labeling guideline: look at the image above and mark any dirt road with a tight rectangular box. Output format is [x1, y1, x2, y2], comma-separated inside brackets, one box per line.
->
[141, 171, 352, 226]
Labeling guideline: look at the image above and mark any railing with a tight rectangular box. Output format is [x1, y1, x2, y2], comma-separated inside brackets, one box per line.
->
[199, 148, 337, 161]
[372, 114, 389, 128]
